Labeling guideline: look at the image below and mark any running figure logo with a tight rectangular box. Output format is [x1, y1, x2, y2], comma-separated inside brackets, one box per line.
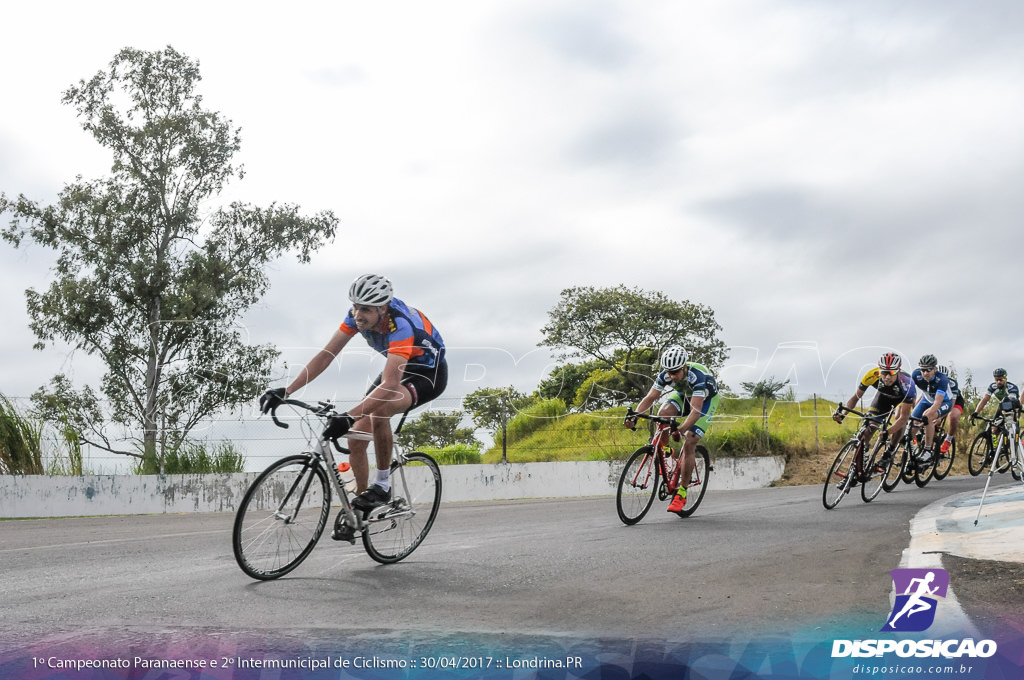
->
[881, 568, 949, 632]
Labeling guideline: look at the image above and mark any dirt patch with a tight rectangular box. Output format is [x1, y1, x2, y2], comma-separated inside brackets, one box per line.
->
[771, 442, 978, 488]
[942, 554, 1024, 640]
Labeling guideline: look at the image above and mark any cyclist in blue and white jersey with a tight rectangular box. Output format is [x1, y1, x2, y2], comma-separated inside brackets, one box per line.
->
[625, 345, 719, 513]
[971, 368, 1022, 423]
[936, 365, 963, 454]
[910, 354, 952, 462]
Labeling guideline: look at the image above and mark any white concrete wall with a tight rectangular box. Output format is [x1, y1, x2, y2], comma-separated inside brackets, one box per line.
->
[0, 456, 786, 518]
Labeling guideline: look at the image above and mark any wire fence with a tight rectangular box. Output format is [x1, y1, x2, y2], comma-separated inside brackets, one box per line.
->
[3, 391, 858, 474]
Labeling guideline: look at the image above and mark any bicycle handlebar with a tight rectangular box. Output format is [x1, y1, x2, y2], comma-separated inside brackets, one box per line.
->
[833, 404, 889, 423]
[266, 398, 338, 429]
[624, 408, 679, 431]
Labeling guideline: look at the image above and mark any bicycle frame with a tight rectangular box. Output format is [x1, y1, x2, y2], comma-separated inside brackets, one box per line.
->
[824, 404, 893, 508]
[233, 397, 442, 578]
[616, 408, 712, 524]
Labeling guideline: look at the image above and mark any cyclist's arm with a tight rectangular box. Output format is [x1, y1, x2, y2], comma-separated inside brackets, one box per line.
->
[634, 386, 662, 415]
[348, 352, 408, 419]
[890, 402, 913, 436]
[924, 392, 945, 420]
[679, 395, 705, 432]
[844, 386, 867, 412]
[285, 329, 353, 395]
[974, 394, 991, 415]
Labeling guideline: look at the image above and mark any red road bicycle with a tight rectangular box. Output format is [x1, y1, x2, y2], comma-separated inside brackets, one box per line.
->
[616, 409, 712, 525]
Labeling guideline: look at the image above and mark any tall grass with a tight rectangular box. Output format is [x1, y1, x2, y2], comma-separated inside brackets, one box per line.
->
[0, 394, 44, 474]
[134, 440, 246, 474]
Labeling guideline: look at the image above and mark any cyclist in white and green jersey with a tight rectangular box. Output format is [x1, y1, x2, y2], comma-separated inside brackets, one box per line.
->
[625, 345, 719, 513]
[971, 368, 1022, 424]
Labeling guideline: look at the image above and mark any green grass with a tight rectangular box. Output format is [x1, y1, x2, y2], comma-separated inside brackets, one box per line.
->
[479, 397, 860, 463]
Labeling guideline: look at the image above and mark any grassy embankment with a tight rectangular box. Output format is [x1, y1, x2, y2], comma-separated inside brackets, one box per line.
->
[477, 397, 981, 486]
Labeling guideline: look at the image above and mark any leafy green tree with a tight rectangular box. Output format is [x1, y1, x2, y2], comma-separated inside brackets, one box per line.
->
[463, 386, 533, 462]
[396, 409, 478, 450]
[1, 46, 337, 472]
[539, 285, 729, 400]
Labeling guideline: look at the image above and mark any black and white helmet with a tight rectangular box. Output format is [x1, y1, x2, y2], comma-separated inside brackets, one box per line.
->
[660, 345, 689, 372]
[994, 367, 1008, 379]
[918, 354, 938, 369]
[348, 274, 393, 306]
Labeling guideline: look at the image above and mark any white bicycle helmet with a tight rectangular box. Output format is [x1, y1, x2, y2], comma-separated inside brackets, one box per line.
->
[878, 352, 902, 372]
[348, 274, 393, 306]
[660, 345, 689, 372]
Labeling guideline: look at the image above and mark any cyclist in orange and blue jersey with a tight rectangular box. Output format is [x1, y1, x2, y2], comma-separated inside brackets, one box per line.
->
[910, 354, 951, 463]
[260, 274, 447, 518]
[833, 352, 915, 454]
[625, 345, 719, 513]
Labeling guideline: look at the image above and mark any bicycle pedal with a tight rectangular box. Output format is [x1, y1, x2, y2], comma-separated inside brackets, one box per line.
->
[331, 525, 357, 543]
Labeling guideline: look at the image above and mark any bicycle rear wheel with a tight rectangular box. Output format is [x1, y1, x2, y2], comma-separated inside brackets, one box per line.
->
[967, 432, 993, 476]
[932, 438, 956, 480]
[616, 446, 658, 525]
[823, 441, 857, 509]
[232, 454, 331, 580]
[363, 452, 442, 564]
[673, 445, 710, 518]
[861, 437, 890, 502]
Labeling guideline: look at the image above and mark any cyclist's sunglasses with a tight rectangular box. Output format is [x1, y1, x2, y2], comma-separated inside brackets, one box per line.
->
[880, 370, 898, 376]
[920, 366, 936, 373]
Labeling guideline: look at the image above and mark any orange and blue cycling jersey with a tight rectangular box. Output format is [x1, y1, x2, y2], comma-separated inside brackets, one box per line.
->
[340, 298, 445, 369]
[858, 368, 916, 403]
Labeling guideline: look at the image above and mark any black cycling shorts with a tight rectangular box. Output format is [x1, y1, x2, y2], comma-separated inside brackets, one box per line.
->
[868, 392, 907, 418]
[366, 361, 448, 408]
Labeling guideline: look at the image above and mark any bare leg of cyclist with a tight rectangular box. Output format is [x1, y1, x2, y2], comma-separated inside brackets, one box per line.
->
[347, 382, 414, 506]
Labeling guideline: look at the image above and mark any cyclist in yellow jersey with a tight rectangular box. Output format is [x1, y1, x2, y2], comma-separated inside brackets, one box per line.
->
[834, 353, 916, 455]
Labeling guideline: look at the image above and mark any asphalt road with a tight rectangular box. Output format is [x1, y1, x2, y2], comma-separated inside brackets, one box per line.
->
[0, 476, 987, 656]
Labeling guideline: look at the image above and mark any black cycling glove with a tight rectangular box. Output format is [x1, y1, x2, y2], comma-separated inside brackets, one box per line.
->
[322, 413, 355, 442]
[259, 387, 287, 415]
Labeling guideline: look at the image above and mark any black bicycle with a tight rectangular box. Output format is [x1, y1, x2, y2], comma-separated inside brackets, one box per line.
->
[823, 405, 896, 509]
[232, 398, 442, 579]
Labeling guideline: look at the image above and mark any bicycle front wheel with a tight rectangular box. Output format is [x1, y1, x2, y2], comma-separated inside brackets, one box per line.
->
[861, 437, 890, 502]
[967, 432, 993, 476]
[823, 441, 857, 509]
[933, 438, 956, 480]
[616, 446, 658, 525]
[673, 445, 710, 518]
[232, 454, 331, 580]
[914, 443, 936, 488]
[881, 444, 906, 493]
[363, 452, 442, 564]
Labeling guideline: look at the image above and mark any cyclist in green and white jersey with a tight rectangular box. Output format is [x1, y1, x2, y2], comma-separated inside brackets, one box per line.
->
[625, 345, 719, 513]
[971, 368, 1022, 425]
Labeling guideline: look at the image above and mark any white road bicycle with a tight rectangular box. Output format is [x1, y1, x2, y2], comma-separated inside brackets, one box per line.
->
[232, 398, 442, 579]
[972, 404, 1024, 525]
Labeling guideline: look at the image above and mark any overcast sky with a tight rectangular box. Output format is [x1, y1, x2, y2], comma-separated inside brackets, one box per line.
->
[3, 0, 1024, 420]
